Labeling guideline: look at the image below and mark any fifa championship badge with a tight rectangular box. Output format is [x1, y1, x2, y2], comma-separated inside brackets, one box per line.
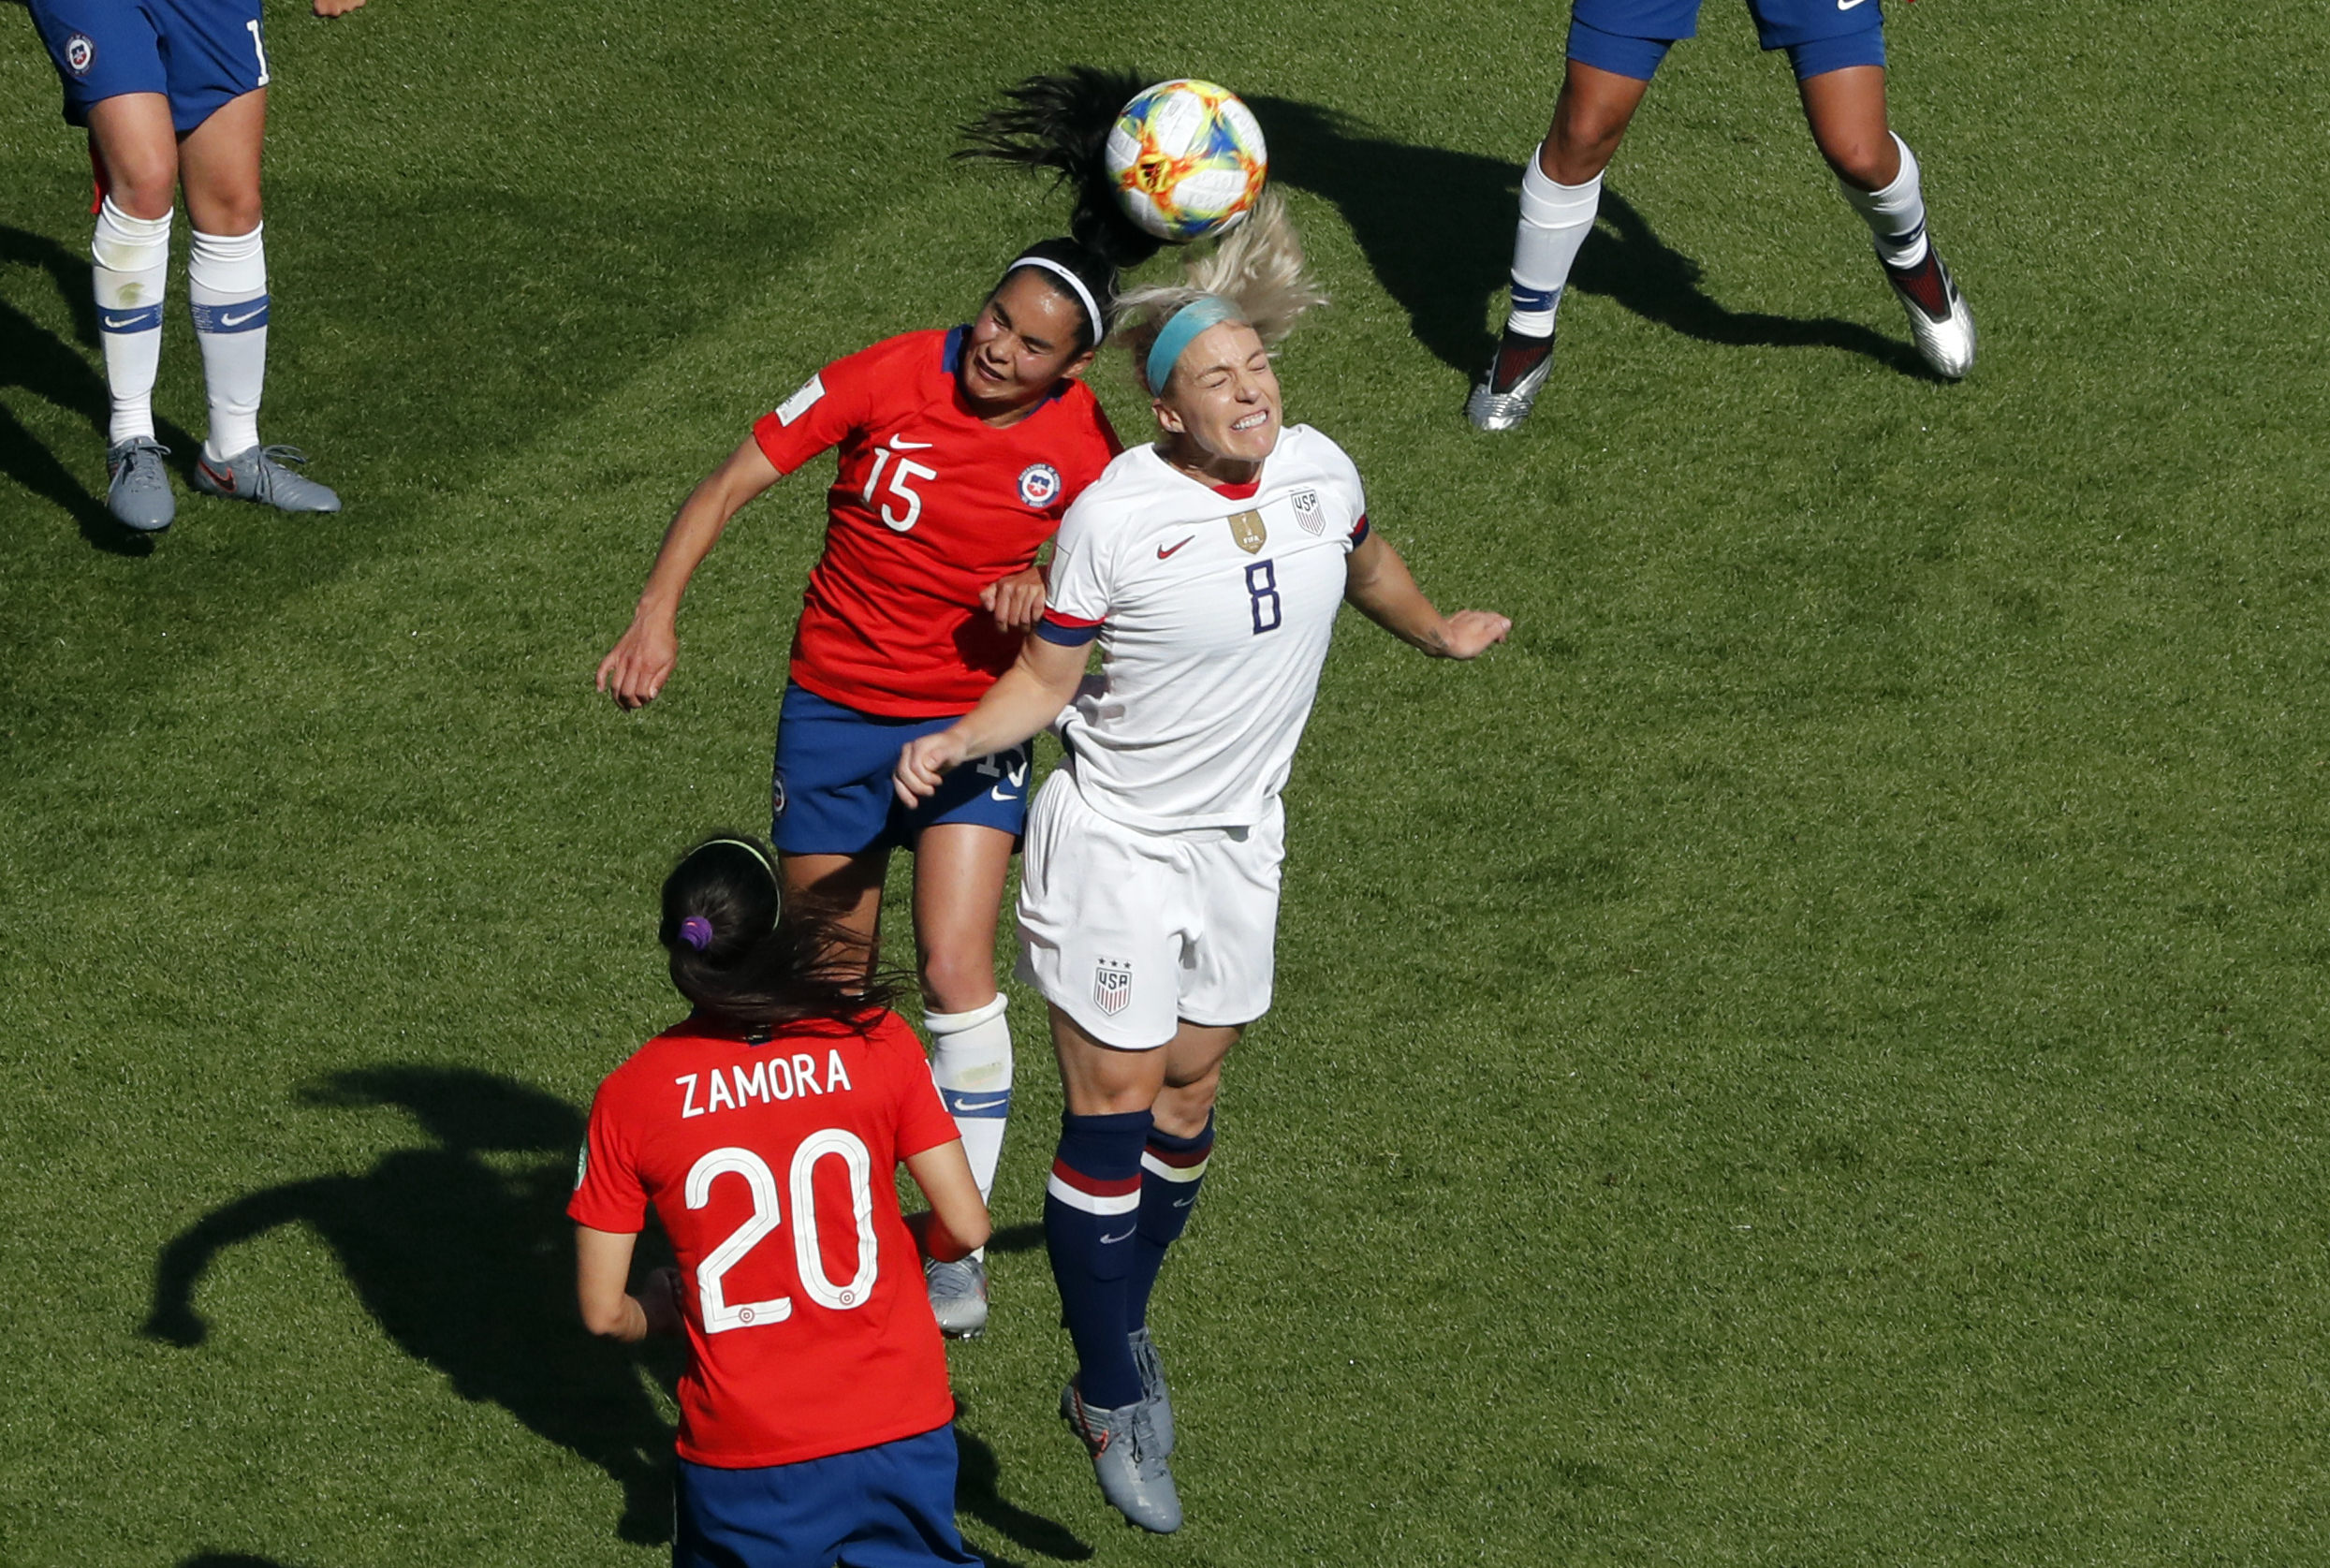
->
[1227, 510, 1267, 554]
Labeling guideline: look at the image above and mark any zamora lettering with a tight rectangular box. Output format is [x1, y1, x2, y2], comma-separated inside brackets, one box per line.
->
[676, 1048, 856, 1118]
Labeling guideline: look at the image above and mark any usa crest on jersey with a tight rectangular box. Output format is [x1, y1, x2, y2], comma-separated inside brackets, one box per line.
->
[1294, 489, 1323, 535]
[1093, 957, 1133, 1017]
[1018, 463, 1062, 507]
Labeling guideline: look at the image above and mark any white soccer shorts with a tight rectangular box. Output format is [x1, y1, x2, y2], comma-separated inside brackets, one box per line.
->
[1015, 765, 1284, 1050]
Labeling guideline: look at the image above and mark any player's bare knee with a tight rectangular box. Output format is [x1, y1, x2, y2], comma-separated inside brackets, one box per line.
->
[107, 162, 178, 222]
[917, 951, 996, 1015]
[1546, 114, 1623, 183]
[1822, 134, 1898, 193]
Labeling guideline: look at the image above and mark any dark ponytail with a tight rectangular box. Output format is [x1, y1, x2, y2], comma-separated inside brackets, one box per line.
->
[957, 67, 1166, 350]
[658, 834, 891, 1032]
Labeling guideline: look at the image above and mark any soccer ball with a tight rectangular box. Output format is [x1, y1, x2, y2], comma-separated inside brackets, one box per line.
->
[1106, 80, 1269, 243]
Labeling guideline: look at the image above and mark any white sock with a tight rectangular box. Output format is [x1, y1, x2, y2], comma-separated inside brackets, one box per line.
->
[1506, 152, 1602, 340]
[188, 223, 270, 462]
[1838, 133, 1929, 269]
[93, 198, 171, 446]
[927, 993, 1012, 1257]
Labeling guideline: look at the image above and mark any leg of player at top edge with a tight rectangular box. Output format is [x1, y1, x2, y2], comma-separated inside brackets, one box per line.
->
[896, 193, 1509, 1532]
[23, 0, 347, 532]
[1467, 0, 1975, 431]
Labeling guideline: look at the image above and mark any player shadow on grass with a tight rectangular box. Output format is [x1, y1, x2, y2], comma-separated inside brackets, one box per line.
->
[1248, 97, 1931, 382]
[0, 223, 206, 556]
[142, 1065, 683, 1546]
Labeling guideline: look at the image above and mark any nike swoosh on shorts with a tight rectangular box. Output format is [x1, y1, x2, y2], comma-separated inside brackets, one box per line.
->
[1100, 1227, 1136, 1244]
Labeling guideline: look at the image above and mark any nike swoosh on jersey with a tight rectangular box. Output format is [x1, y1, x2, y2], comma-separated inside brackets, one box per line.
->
[1837, 0, 1868, 9]
[1156, 535, 1195, 559]
[887, 434, 935, 450]
[221, 307, 265, 327]
[1099, 1226, 1136, 1244]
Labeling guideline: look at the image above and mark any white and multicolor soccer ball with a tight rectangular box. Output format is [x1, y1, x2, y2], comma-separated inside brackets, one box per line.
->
[1106, 79, 1269, 243]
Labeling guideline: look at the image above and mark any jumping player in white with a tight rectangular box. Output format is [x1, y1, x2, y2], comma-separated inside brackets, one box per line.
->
[1467, 0, 1976, 431]
[895, 195, 1510, 1532]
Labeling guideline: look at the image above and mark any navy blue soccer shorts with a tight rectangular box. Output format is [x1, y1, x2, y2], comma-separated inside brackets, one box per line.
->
[28, 0, 270, 134]
[675, 1425, 982, 1568]
[771, 682, 1031, 857]
[1569, 0, 1885, 81]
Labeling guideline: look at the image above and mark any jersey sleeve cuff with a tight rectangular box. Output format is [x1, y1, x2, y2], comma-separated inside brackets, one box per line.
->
[1035, 610, 1104, 647]
[750, 410, 810, 476]
[1350, 515, 1370, 546]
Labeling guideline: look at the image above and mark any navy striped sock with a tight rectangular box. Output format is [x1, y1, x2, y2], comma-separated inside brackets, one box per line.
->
[1128, 1115, 1214, 1329]
[1045, 1110, 1151, 1409]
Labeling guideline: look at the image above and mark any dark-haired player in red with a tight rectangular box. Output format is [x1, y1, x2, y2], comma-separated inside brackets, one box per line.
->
[596, 237, 1141, 1337]
[573, 834, 993, 1567]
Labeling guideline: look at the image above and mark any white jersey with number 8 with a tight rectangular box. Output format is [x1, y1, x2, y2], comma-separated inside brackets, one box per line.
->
[1036, 425, 1370, 831]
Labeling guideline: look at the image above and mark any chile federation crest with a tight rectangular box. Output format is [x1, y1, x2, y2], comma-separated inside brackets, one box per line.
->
[1018, 463, 1062, 507]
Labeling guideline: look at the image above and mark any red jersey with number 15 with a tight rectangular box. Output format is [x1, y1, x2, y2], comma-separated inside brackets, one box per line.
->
[753, 327, 1121, 718]
[567, 1010, 962, 1468]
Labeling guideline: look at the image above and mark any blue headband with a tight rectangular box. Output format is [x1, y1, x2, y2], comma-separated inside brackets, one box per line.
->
[1146, 294, 1238, 392]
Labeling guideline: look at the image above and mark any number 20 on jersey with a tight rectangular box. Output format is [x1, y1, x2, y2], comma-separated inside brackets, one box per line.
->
[687, 1131, 879, 1333]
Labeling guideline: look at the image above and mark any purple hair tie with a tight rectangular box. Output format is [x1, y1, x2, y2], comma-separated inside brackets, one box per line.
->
[679, 916, 715, 952]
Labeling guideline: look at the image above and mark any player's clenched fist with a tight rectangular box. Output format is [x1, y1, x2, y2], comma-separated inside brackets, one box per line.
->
[894, 729, 974, 806]
[596, 614, 679, 711]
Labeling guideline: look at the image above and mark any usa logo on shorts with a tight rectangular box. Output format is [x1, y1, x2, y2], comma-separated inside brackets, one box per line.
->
[1018, 463, 1062, 507]
[65, 33, 96, 76]
[1294, 489, 1324, 535]
[1093, 957, 1132, 1017]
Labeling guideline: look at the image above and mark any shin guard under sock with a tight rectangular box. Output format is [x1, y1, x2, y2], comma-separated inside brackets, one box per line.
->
[1045, 1109, 1150, 1409]
[92, 198, 170, 445]
[927, 994, 1013, 1224]
[1127, 1114, 1214, 1330]
[188, 223, 269, 462]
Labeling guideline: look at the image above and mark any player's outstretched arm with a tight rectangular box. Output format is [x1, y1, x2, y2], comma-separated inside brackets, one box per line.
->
[893, 633, 1088, 804]
[902, 1140, 994, 1264]
[143, 1178, 346, 1347]
[595, 438, 784, 711]
[1343, 531, 1511, 659]
[575, 1224, 681, 1341]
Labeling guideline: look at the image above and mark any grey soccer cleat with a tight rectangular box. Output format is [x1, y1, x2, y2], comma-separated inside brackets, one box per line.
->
[925, 1254, 989, 1340]
[1061, 1378, 1181, 1533]
[105, 437, 176, 532]
[1129, 1326, 1174, 1457]
[1881, 243, 1976, 380]
[193, 444, 343, 513]
[1464, 330, 1556, 431]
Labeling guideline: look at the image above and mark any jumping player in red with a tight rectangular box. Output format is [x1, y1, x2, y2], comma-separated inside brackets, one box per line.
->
[597, 172, 1160, 1335]
[571, 835, 992, 1568]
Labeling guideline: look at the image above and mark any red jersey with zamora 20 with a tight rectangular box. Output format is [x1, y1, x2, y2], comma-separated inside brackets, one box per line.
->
[568, 1010, 963, 1467]
[754, 327, 1121, 718]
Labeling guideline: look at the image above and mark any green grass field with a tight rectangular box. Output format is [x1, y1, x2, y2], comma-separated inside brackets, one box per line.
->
[6, 1, 2329, 1562]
